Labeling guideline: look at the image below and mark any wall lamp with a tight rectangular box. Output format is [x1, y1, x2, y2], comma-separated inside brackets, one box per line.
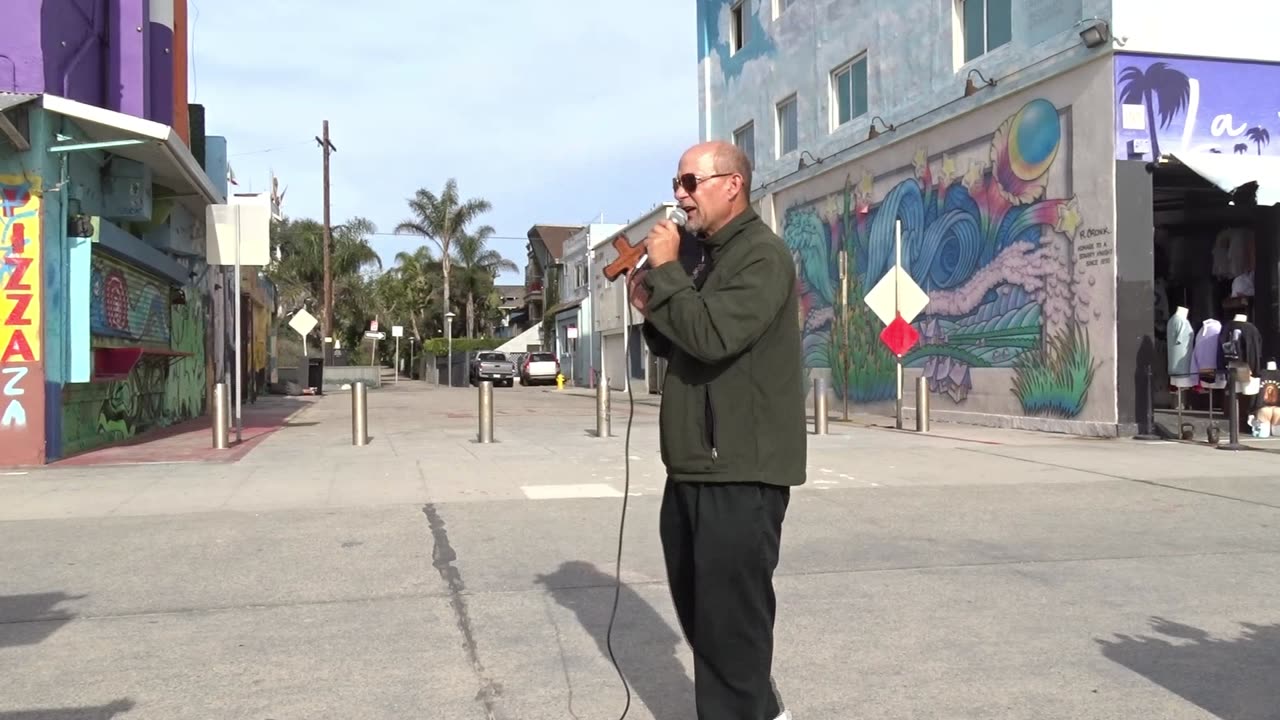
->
[868, 116, 895, 141]
[798, 150, 823, 170]
[1079, 18, 1110, 48]
[964, 69, 996, 97]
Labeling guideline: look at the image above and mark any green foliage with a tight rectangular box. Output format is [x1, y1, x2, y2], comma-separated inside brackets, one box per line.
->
[422, 337, 502, 356]
[1011, 322, 1097, 418]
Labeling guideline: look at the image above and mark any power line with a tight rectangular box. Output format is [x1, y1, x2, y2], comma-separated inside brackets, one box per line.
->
[365, 232, 531, 241]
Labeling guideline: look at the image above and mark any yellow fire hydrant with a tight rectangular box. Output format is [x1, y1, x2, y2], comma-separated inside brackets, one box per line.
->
[556, 373, 565, 390]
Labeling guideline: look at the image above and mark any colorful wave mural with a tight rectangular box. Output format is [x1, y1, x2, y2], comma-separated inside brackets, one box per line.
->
[784, 98, 1099, 419]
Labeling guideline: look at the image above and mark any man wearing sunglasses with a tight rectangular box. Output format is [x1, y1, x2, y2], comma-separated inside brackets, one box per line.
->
[628, 141, 805, 720]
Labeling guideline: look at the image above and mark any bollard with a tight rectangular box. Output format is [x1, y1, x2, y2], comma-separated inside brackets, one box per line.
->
[351, 381, 369, 446]
[478, 380, 494, 443]
[212, 382, 230, 449]
[813, 377, 828, 435]
[596, 373, 611, 438]
[915, 375, 930, 433]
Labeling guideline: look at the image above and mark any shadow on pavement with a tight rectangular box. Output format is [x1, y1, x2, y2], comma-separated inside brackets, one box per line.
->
[1098, 616, 1280, 719]
[0, 699, 135, 719]
[0, 592, 83, 648]
[537, 561, 693, 720]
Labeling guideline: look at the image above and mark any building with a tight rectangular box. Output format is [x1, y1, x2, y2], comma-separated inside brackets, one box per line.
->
[591, 204, 679, 393]
[493, 284, 526, 338]
[520, 224, 581, 331]
[0, 1, 245, 465]
[699, 0, 1280, 436]
[554, 223, 623, 386]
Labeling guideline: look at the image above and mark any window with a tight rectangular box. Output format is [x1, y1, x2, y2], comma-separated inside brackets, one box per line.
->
[960, 0, 1012, 62]
[831, 55, 869, 129]
[773, 0, 794, 19]
[776, 95, 798, 157]
[733, 122, 756, 169]
[731, 0, 750, 54]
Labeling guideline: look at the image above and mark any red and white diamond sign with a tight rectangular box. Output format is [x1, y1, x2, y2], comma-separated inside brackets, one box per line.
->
[879, 313, 920, 357]
[864, 265, 929, 326]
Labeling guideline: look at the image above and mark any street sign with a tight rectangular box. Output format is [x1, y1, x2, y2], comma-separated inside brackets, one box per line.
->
[288, 308, 317, 337]
[864, 265, 929, 327]
[879, 314, 920, 357]
[364, 331, 386, 340]
[391, 325, 404, 338]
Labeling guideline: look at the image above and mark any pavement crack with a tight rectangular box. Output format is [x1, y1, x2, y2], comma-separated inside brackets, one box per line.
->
[422, 502, 504, 720]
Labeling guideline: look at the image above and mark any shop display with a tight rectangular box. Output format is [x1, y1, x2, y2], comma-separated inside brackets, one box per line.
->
[1193, 318, 1226, 390]
[1167, 306, 1196, 388]
[1254, 361, 1280, 437]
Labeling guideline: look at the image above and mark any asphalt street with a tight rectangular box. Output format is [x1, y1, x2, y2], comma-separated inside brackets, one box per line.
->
[2, 379, 1279, 719]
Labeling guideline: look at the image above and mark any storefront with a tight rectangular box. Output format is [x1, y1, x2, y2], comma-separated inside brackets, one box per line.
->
[1114, 53, 1280, 435]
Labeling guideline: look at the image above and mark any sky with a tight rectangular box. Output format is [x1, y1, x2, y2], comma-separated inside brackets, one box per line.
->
[187, 0, 700, 285]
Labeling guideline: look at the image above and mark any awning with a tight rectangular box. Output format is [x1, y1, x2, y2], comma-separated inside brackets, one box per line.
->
[41, 94, 223, 210]
[1167, 153, 1280, 206]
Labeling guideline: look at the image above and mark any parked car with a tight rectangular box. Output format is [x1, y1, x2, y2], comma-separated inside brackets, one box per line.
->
[470, 352, 515, 387]
[521, 352, 560, 386]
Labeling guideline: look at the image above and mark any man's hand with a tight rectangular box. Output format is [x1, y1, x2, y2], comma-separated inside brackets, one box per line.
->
[642, 220, 681, 268]
[628, 267, 650, 317]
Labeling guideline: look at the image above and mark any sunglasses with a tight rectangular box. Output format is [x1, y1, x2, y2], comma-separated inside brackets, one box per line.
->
[672, 172, 734, 194]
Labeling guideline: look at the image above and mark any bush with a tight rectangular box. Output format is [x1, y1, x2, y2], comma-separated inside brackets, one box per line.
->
[422, 337, 502, 357]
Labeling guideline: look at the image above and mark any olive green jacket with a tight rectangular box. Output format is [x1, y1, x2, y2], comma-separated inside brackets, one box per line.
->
[642, 208, 806, 486]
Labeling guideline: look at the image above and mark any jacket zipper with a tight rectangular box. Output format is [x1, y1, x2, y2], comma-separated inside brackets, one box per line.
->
[705, 386, 718, 461]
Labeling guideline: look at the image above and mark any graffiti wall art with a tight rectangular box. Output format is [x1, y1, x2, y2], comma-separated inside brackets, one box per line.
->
[783, 93, 1114, 424]
[90, 251, 171, 345]
[0, 174, 46, 465]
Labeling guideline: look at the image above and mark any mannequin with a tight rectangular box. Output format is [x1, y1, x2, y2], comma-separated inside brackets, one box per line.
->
[1167, 306, 1196, 389]
[1220, 311, 1263, 433]
[1194, 318, 1225, 390]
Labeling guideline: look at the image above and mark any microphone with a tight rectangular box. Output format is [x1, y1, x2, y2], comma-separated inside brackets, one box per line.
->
[634, 207, 686, 272]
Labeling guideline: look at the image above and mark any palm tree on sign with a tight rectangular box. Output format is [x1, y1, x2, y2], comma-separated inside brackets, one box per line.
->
[1247, 126, 1271, 155]
[453, 225, 518, 337]
[394, 179, 493, 339]
[1235, 143, 1250, 155]
[1118, 61, 1191, 159]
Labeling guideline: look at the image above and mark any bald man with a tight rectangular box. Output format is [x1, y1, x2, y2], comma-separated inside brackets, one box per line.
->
[629, 141, 805, 720]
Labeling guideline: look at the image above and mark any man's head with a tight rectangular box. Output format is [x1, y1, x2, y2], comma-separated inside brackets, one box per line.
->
[672, 141, 753, 236]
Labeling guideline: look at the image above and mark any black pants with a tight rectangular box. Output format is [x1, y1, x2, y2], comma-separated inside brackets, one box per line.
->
[660, 479, 790, 720]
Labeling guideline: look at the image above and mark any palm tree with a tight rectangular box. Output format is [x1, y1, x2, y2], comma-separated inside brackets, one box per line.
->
[394, 179, 493, 340]
[1235, 143, 1249, 155]
[389, 245, 444, 341]
[267, 216, 381, 348]
[1247, 126, 1271, 155]
[453, 225, 517, 337]
[1118, 61, 1191, 159]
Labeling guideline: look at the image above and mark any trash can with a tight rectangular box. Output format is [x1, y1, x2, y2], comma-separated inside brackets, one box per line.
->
[308, 357, 325, 395]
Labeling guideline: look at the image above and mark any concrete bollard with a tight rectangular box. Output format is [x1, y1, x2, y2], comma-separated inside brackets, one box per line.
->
[478, 380, 494, 443]
[915, 375, 930, 433]
[596, 373, 611, 438]
[351, 381, 369, 446]
[813, 377, 828, 435]
[212, 383, 230, 449]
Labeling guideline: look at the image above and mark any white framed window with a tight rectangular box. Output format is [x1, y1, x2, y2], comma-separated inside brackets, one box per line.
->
[772, 0, 795, 20]
[959, 0, 1012, 62]
[731, 0, 750, 54]
[831, 55, 869, 130]
[776, 95, 798, 157]
[733, 122, 756, 169]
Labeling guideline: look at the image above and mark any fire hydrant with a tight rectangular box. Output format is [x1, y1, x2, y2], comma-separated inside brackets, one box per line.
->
[556, 373, 565, 390]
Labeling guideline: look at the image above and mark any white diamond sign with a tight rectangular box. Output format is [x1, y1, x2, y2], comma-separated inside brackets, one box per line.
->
[288, 308, 318, 337]
[864, 266, 930, 326]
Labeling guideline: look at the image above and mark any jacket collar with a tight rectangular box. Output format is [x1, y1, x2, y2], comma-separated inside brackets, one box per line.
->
[701, 207, 758, 256]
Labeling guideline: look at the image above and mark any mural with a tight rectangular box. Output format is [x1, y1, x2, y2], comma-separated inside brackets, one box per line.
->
[1115, 54, 1279, 160]
[90, 251, 171, 345]
[785, 98, 1103, 420]
[0, 174, 46, 465]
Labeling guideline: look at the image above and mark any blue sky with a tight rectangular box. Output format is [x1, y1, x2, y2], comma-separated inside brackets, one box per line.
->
[188, 0, 699, 284]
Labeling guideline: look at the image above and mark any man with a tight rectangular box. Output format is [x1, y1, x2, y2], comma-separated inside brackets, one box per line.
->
[628, 141, 806, 720]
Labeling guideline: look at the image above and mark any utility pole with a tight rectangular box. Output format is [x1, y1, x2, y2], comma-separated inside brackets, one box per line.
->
[315, 121, 336, 358]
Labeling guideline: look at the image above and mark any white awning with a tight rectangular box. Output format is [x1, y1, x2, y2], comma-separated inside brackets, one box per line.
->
[1168, 152, 1280, 206]
[41, 94, 223, 209]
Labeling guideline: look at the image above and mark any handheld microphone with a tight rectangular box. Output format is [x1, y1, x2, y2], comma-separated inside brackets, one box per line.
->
[601, 207, 687, 282]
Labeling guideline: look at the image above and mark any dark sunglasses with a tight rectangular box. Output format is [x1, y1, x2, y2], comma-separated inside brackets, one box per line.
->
[672, 172, 734, 194]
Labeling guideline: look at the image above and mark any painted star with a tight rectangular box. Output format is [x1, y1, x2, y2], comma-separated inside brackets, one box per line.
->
[940, 154, 958, 184]
[963, 161, 985, 190]
[858, 170, 874, 198]
[913, 147, 928, 175]
[1055, 197, 1082, 236]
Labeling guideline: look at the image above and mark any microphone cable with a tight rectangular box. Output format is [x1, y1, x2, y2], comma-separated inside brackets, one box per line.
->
[602, 276, 640, 720]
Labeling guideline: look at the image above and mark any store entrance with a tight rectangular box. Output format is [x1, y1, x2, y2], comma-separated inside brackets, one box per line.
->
[1150, 160, 1279, 436]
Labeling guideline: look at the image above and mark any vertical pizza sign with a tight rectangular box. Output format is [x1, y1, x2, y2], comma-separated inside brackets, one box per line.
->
[0, 175, 45, 465]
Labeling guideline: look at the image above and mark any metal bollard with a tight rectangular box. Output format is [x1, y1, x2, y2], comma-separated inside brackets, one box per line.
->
[478, 380, 494, 443]
[813, 377, 828, 435]
[915, 375, 930, 433]
[596, 373, 611, 438]
[351, 381, 369, 446]
[212, 382, 230, 449]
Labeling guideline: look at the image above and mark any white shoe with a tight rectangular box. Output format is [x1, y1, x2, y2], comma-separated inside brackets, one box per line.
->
[775, 711, 792, 720]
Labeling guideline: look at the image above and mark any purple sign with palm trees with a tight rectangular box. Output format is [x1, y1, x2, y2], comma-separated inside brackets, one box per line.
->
[1115, 53, 1277, 160]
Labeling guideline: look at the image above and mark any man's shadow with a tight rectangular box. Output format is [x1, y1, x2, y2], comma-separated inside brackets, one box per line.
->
[536, 561, 693, 720]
